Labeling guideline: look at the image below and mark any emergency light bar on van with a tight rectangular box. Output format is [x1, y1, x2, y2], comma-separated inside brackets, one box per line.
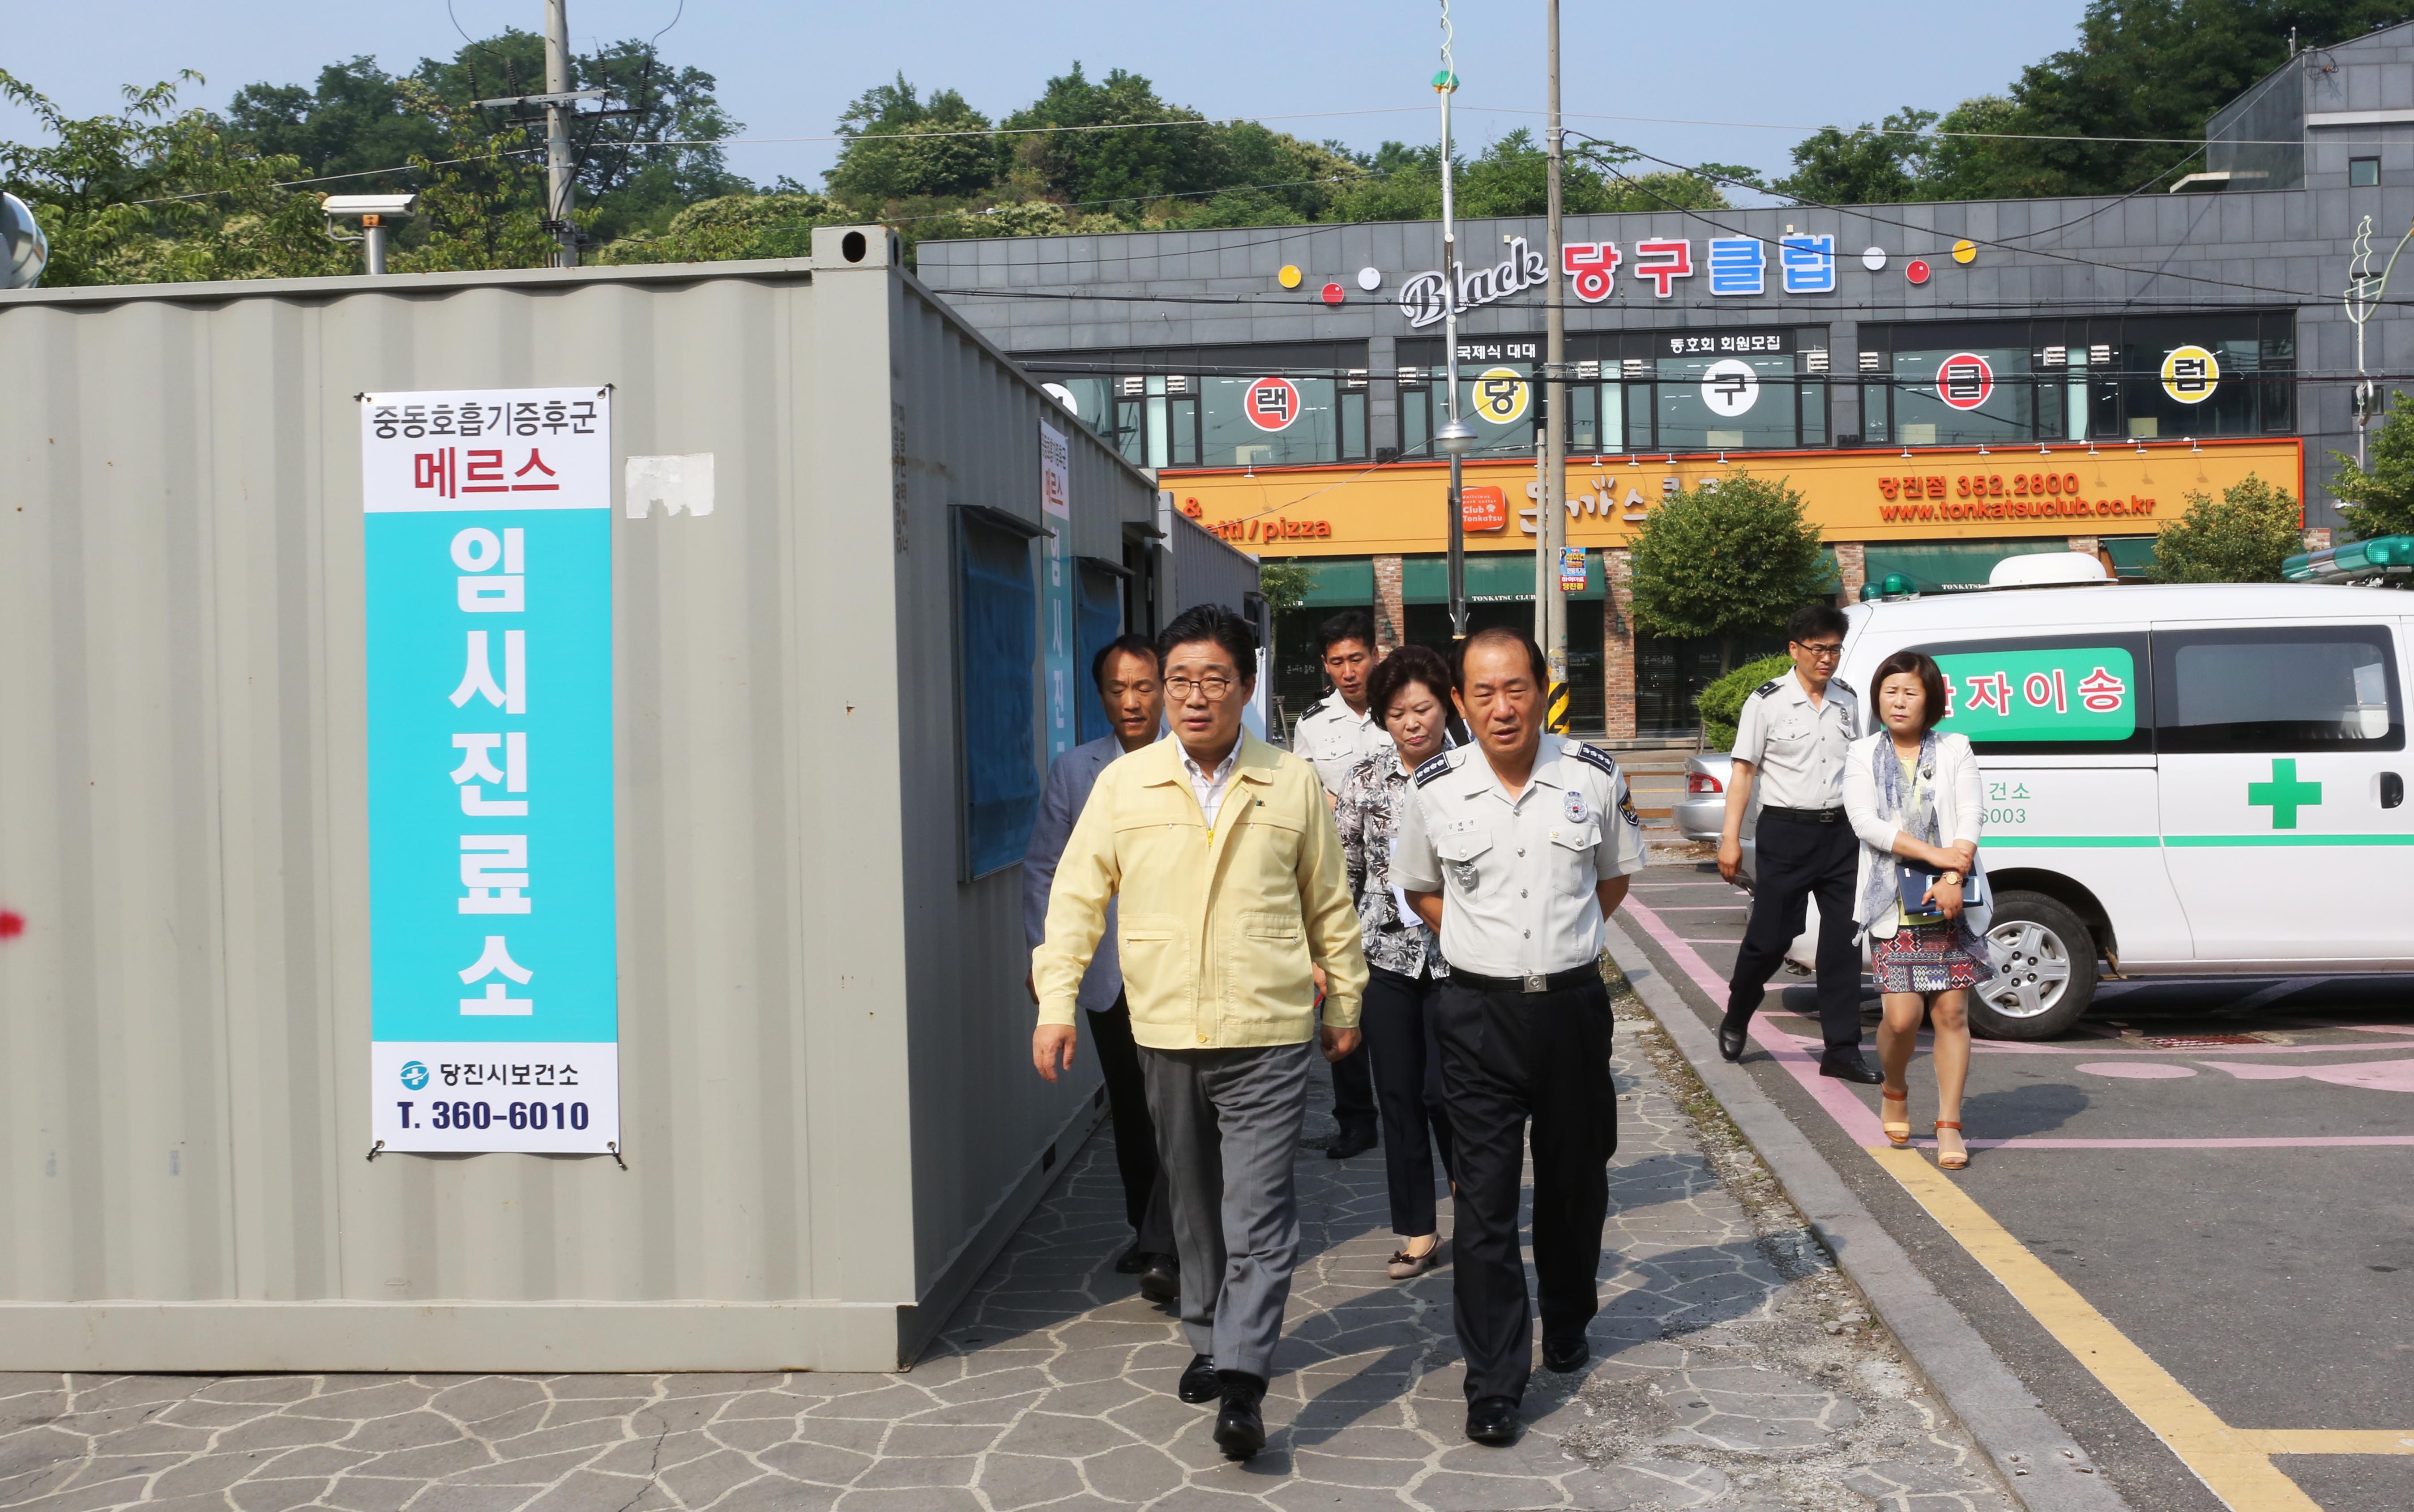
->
[2282, 534, 2414, 583]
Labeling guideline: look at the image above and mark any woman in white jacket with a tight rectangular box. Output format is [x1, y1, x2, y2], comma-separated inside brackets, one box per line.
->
[1842, 650, 1993, 1170]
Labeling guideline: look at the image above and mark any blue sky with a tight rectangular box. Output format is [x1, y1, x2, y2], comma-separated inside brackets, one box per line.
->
[5, 1, 2093, 194]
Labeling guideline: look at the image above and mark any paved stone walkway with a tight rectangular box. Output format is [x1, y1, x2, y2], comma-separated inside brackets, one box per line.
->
[0, 991, 2017, 1511]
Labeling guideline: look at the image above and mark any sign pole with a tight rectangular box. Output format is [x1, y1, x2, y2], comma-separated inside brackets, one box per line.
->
[1438, 55, 1466, 640]
[1542, 0, 1571, 730]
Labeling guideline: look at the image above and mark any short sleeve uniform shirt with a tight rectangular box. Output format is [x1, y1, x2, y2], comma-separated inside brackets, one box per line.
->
[1393, 735, 1647, 978]
[1293, 694, 1395, 800]
[1730, 671, 1859, 811]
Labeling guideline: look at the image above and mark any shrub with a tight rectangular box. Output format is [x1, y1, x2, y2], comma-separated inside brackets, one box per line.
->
[1696, 653, 1793, 751]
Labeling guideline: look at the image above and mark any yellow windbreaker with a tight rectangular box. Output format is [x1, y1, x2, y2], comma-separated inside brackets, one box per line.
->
[1033, 731, 1367, 1049]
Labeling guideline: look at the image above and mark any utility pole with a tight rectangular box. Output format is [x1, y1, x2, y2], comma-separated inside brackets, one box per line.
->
[1433, 43, 1477, 637]
[1541, 0, 1571, 732]
[543, 0, 577, 268]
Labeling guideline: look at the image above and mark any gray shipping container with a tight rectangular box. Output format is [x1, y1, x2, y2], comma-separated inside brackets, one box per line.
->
[0, 227, 1252, 1371]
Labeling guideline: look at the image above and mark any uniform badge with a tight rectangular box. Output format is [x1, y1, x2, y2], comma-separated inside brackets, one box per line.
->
[1451, 858, 1481, 889]
[1563, 790, 1589, 824]
[1618, 792, 1643, 828]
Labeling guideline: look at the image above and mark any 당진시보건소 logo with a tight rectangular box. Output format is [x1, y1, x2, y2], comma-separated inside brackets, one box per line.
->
[400, 1060, 430, 1091]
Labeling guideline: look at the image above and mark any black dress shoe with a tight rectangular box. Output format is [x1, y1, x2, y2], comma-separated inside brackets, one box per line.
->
[1465, 1395, 1521, 1446]
[1717, 1017, 1748, 1062]
[1177, 1353, 1221, 1404]
[1819, 1054, 1885, 1085]
[1114, 1244, 1146, 1275]
[1326, 1124, 1378, 1160]
[1542, 1333, 1589, 1373]
[1136, 1254, 1180, 1305]
[1213, 1371, 1268, 1458]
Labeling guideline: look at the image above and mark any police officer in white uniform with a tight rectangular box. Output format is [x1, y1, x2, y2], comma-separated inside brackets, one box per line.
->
[1716, 603, 1881, 1082]
[1396, 628, 1645, 1448]
[1289, 609, 1388, 1157]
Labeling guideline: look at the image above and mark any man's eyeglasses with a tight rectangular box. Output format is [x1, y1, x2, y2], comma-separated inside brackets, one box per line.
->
[1165, 675, 1238, 700]
[1794, 642, 1844, 661]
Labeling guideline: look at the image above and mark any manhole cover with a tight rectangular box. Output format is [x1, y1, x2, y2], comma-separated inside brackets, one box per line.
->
[2142, 1033, 2263, 1048]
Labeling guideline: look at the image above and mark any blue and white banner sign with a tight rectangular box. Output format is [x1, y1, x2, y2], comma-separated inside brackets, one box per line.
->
[362, 387, 619, 1153]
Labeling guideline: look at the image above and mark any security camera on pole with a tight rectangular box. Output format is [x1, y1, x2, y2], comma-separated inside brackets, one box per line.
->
[1431, 4, 1478, 640]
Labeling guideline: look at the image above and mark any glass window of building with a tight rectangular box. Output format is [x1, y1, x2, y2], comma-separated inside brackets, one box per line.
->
[1860, 314, 2295, 448]
[2351, 156, 2381, 187]
[1021, 342, 1368, 471]
[1655, 349, 1803, 451]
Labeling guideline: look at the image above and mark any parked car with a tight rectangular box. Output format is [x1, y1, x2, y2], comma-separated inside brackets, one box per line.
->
[1675, 752, 1756, 881]
[1831, 576, 2412, 1038]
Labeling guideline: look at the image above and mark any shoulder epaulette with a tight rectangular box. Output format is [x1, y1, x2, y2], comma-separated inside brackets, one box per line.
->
[1752, 679, 1782, 698]
[1303, 693, 1332, 716]
[1568, 742, 1620, 778]
[1829, 676, 1855, 696]
[1413, 752, 1453, 787]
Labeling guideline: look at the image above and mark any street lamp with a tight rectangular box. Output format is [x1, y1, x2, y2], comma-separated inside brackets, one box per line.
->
[1434, 417, 1478, 455]
[1433, 17, 1468, 638]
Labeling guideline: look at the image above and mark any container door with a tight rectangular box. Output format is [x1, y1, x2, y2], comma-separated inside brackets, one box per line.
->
[2153, 620, 2413, 963]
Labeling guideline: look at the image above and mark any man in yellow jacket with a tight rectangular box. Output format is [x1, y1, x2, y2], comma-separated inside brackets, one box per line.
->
[1033, 603, 1367, 1462]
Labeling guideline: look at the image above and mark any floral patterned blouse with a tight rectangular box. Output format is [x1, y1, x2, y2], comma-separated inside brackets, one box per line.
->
[1333, 750, 1448, 979]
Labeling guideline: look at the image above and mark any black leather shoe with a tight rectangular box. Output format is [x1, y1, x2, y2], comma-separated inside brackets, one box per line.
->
[1177, 1353, 1221, 1405]
[1326, 1124, 1378, 1160]
[1213, 1371, 1268, 1458]
[1542, 1333, 1589, 1373]
[1819, 1054, 1885, 1085]
[1136, 1254, 1180, 1305]
[1717, 1017, 1748, 1062]
[1465, 1395, 1521, 1446]
[1113, 1244, 1146, 1275]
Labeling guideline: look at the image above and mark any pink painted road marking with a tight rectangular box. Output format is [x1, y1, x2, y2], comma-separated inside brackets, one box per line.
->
[1617, 898, 2414, 1153]
[2199, 1056, 2414, 1094]
[2078, 1062, 2197, 1079]
[1620, 897, 1887, 1146]
[1970, 1038, 2414, 1057]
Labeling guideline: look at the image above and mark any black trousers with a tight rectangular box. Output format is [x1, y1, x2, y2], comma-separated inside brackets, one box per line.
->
[1724, 812, 1864, 1056]
[1329, 1034, 1376, 1138]
[1433, 974, 1616, 1405]
[1363, 963, 1455, 1236]
[1087, 997, 1175, 1256]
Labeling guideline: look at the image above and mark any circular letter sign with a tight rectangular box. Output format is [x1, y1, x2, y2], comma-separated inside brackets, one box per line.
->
[1700, 359, 1760, 418]
[1244, 376, 1302, 431]
[1934, 352, 1994, 411]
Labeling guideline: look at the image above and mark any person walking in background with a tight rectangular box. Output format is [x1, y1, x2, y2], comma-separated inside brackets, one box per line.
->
[1844, 651, 1992, 1172]
[1290, 610, 1388, 1159]
[1331, 645, 1458, 1283]
[1714, 604, 1882, 1084]
[1024, 632, 1178, 1302]
[1395, 628, 1645, 1448]
[1032, 604, 1367, 1462]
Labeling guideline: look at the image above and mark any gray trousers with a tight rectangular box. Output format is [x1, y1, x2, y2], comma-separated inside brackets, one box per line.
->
[1137, 1038, 1314, 1381]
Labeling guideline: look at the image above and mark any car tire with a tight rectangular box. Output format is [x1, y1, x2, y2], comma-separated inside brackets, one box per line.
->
[1969, 890, 2098, 1040]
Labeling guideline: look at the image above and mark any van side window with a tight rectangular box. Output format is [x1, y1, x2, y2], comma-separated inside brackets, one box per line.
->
[2153, 626, 2403, 754]
[1904, 633, 2153, 756]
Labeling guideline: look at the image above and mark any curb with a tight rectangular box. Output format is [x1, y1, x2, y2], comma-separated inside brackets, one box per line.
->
[1604, 917, 2135, 1512]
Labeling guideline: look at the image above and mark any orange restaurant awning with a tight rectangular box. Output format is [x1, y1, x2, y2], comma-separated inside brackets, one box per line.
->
[1161, 438, 2305, 559]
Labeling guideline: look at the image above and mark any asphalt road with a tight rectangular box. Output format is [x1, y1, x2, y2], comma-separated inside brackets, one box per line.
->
[1616, 858, 2414, 1512]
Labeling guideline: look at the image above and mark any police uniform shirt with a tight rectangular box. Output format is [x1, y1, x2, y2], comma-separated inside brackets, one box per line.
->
[1730, 671, 1859, 811]
[1393, 735, 1647, 978]
[1294, 693, 1395, 799]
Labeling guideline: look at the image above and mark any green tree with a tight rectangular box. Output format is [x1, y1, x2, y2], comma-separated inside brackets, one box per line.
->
[0, 69, 349, 285]
[826, 75, 1004, 209]
[2329, 391, 2414, 543]
[1256, 560, 1313, 615]
[1696, 652, 1794, 751]
[2148, 474, 2303, 582]
[1001, 64, 1219, 208]
[382, 81, 553, 273]
[595, 189, 830, 263]
[1628, 474, 1832, 672]
[1771, 108, 1936, 205]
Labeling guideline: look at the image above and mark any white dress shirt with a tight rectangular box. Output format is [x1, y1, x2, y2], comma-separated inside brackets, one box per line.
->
[1181, 732, 1247, 829]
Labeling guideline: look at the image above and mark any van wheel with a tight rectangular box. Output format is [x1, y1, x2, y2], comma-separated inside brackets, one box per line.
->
[1970, 891, 2098, 1040]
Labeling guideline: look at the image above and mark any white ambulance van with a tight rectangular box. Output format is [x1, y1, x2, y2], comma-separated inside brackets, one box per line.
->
[1838, 573, 2410, 1038]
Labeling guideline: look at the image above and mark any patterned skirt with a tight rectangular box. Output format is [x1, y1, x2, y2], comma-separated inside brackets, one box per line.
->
[1871, 922, 1986, 995]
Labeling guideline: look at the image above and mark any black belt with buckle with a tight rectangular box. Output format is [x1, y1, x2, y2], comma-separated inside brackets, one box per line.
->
[1447, 964, 1601, 995]
[1764, 805, 1846, 824]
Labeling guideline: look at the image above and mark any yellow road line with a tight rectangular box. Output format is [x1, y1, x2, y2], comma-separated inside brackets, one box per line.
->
[2236, 1430, 2414, 1456]
[1869, 1146, 2326, 1511]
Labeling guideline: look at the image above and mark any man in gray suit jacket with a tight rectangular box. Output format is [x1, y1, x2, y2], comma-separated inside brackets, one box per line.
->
[1025, 632, 1178, 1301]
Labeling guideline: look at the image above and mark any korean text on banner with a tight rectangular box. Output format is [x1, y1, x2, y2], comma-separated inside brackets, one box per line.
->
[1040, 421, 1076, 762]
[362, 388, 620, 1153]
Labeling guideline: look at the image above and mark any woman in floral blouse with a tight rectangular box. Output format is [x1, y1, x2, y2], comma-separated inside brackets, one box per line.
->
[1333, 645, 1459, 1280]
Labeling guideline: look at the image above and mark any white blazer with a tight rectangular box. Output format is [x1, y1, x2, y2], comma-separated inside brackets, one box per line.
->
[1841, 730, 1991, 940]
